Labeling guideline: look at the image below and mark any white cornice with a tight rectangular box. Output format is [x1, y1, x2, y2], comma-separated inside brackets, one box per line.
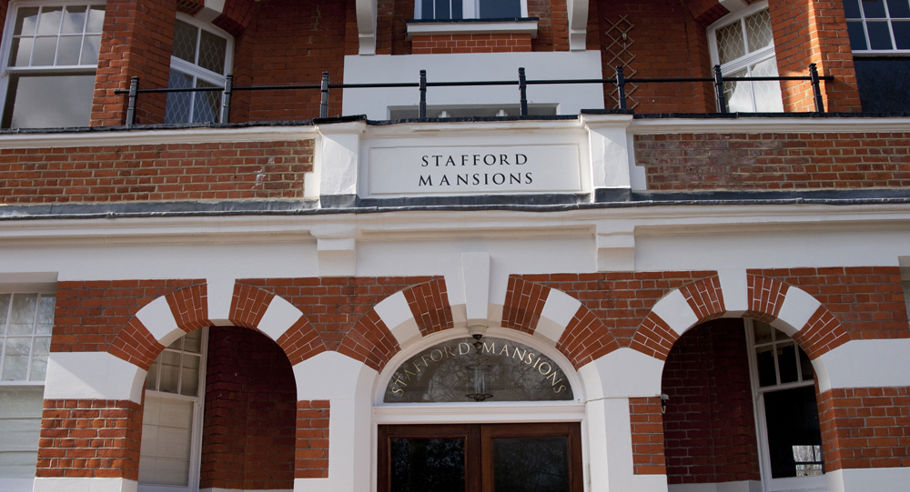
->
[406, 19, 539, 38]
[0, 125, 319, 149]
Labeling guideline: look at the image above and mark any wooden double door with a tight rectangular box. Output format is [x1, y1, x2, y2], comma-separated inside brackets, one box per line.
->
[378, 422, 583, 492]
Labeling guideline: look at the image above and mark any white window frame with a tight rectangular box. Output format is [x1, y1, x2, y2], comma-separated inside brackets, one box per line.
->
[166, 13, 233, 124]
[707, 1, 784, 112]
[0, 0, 105, 128]
[138, 328, 208, 492]
[414, 0, 529, 21]
[0, 284, 55, 492]
[744, 319, 827, 492]
[843, 0, 910, 54]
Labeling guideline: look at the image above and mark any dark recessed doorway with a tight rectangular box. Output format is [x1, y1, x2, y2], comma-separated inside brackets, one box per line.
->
[378, 422, 583, 492]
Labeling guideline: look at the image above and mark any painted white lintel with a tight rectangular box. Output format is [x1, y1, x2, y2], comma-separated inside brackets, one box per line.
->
[406, 19, 539, 38]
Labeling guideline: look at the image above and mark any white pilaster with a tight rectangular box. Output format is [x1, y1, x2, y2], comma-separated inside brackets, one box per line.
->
[293, 352, 378, 492]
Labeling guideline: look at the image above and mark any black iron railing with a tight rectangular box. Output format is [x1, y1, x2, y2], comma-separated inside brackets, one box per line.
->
[114, 64, 832, 127]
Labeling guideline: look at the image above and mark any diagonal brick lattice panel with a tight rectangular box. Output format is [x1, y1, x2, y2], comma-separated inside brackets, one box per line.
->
[602, 15, 638, 110]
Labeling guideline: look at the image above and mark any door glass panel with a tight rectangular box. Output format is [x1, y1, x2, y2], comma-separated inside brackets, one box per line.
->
[493, 436, 569, 492]
[763, 386, 823, 478]
[391, 438, 465, 492]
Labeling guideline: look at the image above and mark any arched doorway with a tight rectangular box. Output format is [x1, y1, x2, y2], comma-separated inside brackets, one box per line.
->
[374, 329, 586, 492]
[661, 318, 824, 492]
[138, 326, 296, 491]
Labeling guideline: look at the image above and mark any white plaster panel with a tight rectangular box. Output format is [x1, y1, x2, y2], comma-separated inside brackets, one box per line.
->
[826, 467, 910, 492]
[814, 338, 910, 393]
[44, 352, 146, 403]
[650, 290, 699, 336]
[586, 125, 632, 189]
[374, 291, 421, 347]
[461, 252, 491, 325]
[206, 276, 234, 326]
[717, 268, 748, 315]
[535, 288, 581, 344]
[579, 348, 665, 399]
[342, 51, 604, 119]
[318, 123, 363, 197]
[772, 286, 821, 335]
[258, 295, 304, 342]
[134, 296, 183, 347]
[33, 477, 137, 492]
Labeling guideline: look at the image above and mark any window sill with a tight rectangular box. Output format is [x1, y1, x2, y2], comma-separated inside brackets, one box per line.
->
[406, 18, 539, 39]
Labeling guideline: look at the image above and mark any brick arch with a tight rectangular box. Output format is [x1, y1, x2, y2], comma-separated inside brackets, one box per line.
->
[108, 281, 330, 374]
[629, 273, 851, 361]
[501, 276, 620, 369]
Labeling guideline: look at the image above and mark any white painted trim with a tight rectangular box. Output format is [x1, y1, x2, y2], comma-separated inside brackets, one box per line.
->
[825, 467, 910, 492]
[628, 116, 910, 135]
[0, 126, 318, 149]
[813, 338, 910, 393]
[355, 0, 378, 54]
[373, 401, 585, 424]
[258, 295, 305, 342]
[535, 288, 581, 344]
[135, 296, 183, 347]
[771, 287, 821, 336]
[406, 19, 539, 38]
[579, 348, 665, 398]
[460, 252, 491, 327]
[373, 291, 421, 347]
[717, 268, 748, 315]
[293, 351, 377, 492]
[651, 290, 699, 336]
[206, 276, 233, 326]
[200, 489, 291, 492]
[566, 0, 589, 51]
[44, 352, 146, 403]
[0, 478, 34, 492]
[33, 477, 138, 492]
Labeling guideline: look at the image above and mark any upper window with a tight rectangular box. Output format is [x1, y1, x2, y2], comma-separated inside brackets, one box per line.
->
[165, 16, 232, 124]
[843, 0, 910, 52]
[0, 2, 105, 128]
[708, 3, 784, 112]
[415, 0, 526, 20]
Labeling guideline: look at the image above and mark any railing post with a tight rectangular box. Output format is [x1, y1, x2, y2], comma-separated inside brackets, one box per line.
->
[809, 63, 824, 113]
[616, 66, 628, 110]
[320, 72, 330, 118]
[419, 70, 427, 119]
[518, 67, 528, 117]
[125, 76, 139, 128]
[220, 74, 233, 124]
[713, 65, 728, 114]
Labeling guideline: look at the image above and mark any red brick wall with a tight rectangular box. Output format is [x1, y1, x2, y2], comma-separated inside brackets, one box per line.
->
[635, 132, 910, 191]
[768, 0, 861, 112]
[751, 268, 910, 341]
[818, 387, 910, 471]
[36, 400, 142, 479]
[662, 319, 761, 484]
[0, 140, 314, 204]
[200, 326, 296, 490]
[296, 400, 330, 478]
[411, 33, 533, 54]
[630, 396, 667, 475]
[229, 0, 350, 122]
[594, 0, 715, 113]
[91, 0, 176, 126]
